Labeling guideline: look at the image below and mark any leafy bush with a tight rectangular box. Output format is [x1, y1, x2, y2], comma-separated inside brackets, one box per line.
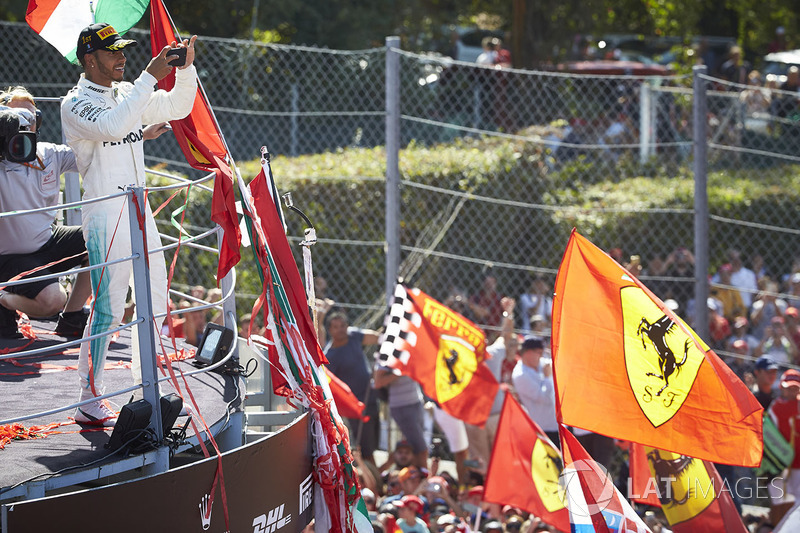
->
[184, 134, 800, 320]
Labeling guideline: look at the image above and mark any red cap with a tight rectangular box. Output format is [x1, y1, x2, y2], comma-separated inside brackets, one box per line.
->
[398, 494, 424, 513]
[467, 485, 485, 498]
[781, 369, 800, 388]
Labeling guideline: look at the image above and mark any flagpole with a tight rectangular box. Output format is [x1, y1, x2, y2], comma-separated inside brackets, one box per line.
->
[550, 228, 576, 452]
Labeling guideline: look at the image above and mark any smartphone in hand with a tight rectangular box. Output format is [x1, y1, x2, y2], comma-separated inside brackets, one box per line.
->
[166, 47, 187, 67]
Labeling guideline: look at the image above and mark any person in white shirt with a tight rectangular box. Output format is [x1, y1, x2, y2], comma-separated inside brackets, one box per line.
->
[727, 249, 759, 308]
[0, 89, 91, 339]
[512, 335, 558, 443]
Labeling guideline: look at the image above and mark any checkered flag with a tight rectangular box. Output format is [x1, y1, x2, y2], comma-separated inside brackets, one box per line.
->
[378, 284, 421, 368]
[374, 283, 498, 426]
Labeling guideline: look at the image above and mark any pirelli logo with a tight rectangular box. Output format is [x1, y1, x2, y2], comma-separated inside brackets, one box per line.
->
[97, 26, 117, 40]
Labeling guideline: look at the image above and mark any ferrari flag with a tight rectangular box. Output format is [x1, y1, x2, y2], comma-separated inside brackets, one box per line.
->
[484, 395, 569, 532]
[551, 230, 763, 466]
[26, 0, 149, 63]
[629, 444, 747, 533]
[378, 284, 499, 427]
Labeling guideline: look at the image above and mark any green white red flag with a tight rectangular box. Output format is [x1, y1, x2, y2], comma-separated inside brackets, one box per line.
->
[26, 0, 149, 64]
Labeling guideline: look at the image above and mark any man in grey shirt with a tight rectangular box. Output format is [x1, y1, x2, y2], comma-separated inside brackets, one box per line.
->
[324, 310, 381, 465]
[0, 86, 168, 340]
[0, 87, 91, 339]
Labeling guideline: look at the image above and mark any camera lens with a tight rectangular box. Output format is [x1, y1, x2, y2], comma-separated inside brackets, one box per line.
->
[7, 132, 36, 163]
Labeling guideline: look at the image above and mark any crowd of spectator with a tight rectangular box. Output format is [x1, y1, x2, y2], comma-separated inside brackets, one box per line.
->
[301, 240, 800, 532]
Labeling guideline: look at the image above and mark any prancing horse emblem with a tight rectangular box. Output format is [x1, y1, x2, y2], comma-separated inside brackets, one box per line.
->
[622, 286, 704, 427]
[445, 349, 461, 385]
[644, 446, 715, 523]
[637, 315, 689, 396]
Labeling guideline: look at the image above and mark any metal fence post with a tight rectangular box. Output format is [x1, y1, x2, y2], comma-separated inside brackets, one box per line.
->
[127, 186, 168, 473]
[692, 65, 710, 342]
[385, 36, 401, 305]
[291, 83, 299, 157]
[639, 81, 651, 164]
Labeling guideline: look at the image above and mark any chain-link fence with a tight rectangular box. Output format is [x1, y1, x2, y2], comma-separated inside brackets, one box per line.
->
[3, 21, 800, 372]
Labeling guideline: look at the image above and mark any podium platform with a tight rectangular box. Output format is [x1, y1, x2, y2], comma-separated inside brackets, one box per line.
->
[0, 316, 242, 501]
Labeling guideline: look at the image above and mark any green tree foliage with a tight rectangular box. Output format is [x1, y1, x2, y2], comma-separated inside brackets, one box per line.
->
[6, 0, 798, 58]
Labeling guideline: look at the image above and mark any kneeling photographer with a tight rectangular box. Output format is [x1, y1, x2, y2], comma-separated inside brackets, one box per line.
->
[0, 86, 170, 339]
[0, 87, 93, 338]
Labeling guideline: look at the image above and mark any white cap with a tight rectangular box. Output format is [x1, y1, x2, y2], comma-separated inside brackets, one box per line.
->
[0, 105, 34, 128]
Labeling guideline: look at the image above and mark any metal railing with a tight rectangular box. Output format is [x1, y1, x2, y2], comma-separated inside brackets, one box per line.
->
[0, 167, 242, 501]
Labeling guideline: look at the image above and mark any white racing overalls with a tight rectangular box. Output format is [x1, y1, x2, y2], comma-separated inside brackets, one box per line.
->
[61, 66, 197, 397]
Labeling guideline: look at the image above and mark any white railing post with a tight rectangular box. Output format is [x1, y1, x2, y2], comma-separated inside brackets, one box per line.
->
[126, 186, 168, 473]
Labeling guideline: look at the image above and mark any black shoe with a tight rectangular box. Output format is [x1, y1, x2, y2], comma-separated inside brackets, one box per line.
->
[0, 305, 21, 339]
[55, 310, 89, 338]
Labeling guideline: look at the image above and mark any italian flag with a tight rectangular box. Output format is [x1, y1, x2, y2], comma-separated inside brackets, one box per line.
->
[26, 0, 150, 64]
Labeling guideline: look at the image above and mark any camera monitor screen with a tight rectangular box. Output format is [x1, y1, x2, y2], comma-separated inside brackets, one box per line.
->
[197, 329, 222, 364]
[194, 324, 233, 367]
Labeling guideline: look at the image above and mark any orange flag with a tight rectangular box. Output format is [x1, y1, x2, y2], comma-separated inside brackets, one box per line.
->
[629, 444, 748, 533]
[325, 367, 368, 422]
[551, 230, 763, 466]
[150, 0, 241, 282]
[378, 284, 499, 427]
[484, 395, 570, 532]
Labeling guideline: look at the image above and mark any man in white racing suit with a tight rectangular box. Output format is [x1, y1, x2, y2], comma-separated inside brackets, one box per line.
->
[61, 23, 198, 425]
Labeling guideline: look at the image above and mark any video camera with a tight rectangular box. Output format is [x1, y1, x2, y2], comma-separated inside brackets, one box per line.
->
[0, 106, 37, 163]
